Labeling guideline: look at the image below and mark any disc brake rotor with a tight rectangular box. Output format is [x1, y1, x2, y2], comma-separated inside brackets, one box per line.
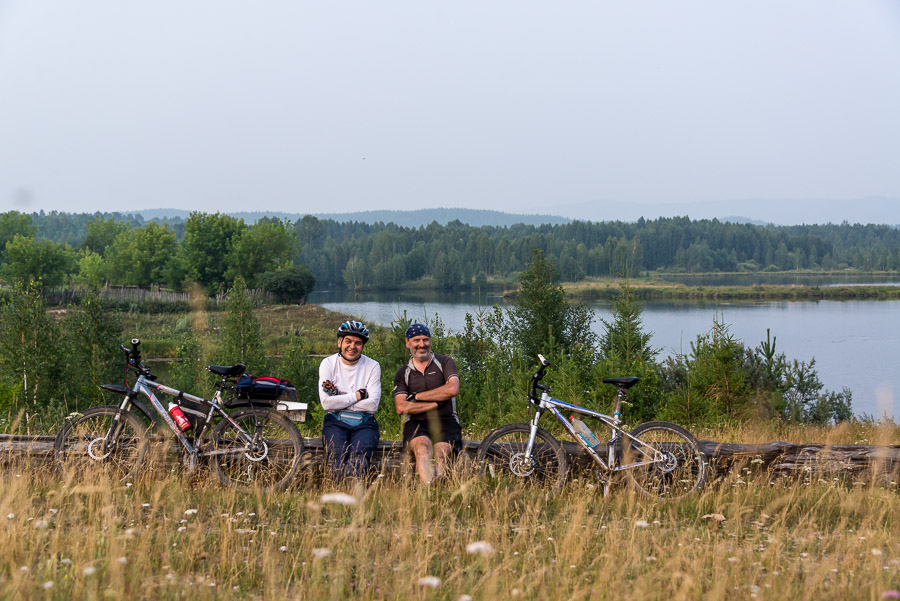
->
[244, 441, 269, 462]
[656, 450, 679, 473]
[87, 437, 111, 460]
[509, 452, 536, 477]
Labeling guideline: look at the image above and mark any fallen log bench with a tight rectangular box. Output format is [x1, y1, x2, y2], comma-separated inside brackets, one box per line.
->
[2, 435, 899, 483]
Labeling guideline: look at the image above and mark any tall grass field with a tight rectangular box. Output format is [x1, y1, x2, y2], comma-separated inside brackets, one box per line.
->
[3, 428, 900, 601]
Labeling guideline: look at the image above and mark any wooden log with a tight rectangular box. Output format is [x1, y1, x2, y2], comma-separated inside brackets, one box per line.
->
[3, 434, 899, 482]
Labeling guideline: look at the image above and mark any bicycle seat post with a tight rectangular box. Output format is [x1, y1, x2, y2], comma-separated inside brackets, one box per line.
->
[612, 386, 627, 425]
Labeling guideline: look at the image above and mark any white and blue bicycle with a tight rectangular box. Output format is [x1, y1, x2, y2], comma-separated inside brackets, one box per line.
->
[476, 355, 708, 499]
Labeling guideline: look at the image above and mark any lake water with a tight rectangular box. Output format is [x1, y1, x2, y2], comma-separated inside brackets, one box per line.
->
[310, 290, 899, 420]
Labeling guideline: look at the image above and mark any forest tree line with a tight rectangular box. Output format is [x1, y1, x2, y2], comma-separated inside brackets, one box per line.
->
[2, 210, 900, 294]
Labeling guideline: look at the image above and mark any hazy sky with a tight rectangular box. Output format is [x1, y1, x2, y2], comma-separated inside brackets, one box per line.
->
[1, 1, 899, 222]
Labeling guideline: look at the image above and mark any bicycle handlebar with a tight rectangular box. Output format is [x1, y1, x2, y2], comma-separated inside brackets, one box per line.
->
[530, 355, 551, 400]
[120, 338, 153, 379]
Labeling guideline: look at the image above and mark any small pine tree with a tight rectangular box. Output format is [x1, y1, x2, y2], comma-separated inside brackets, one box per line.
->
[219, 276, 269, 374]
[598, 274, 656, 365]
[508, 249, 597, 364]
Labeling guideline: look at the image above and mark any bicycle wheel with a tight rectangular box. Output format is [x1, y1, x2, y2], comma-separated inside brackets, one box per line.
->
[622, 421, 707, 500]
[210, 408, 303, 492]
[476, 423, 568, 492]
[54, 405, 148, 482]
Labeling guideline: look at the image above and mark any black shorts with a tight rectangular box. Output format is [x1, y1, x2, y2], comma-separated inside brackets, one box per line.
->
[402, 417, 463, 454]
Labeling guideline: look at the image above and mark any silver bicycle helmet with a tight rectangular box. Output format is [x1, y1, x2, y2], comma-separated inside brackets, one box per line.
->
[337, 320, 369, 343]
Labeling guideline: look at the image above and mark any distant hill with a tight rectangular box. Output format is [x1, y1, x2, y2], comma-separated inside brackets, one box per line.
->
[313, 208, 570, 227]
[133, 208, 571, 228]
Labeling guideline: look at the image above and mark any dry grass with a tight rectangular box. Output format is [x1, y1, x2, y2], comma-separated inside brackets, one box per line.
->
[3, 452, 900, 601]
[695, 420, 900, 447]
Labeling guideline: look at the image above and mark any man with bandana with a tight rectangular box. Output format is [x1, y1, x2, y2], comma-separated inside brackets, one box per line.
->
[393, 323, 461, 483]
[319, 321, 381, 480]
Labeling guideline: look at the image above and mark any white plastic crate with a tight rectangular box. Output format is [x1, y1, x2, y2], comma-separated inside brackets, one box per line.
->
[276, 401, 308, 422]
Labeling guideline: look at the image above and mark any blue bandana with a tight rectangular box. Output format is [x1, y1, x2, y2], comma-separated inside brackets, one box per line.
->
[405, 323, 431, 339]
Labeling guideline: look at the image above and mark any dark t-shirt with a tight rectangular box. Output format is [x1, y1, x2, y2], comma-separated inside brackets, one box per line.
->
[393, 354, 459, 424]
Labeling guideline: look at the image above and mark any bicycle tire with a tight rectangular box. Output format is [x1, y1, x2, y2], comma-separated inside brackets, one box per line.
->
[622, 421, 708, 500]
[53, 405, 148, 482]
[476, 423, 568, 493]
[210, 408, 304, 492]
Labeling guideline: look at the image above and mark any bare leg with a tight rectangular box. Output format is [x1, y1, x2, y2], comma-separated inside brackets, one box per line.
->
[433, 441, 452, 480]
[409, 436, 435, 483]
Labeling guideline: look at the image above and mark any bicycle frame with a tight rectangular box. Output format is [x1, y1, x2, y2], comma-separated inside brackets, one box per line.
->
[524, 390, 666, 476]
[115, 374, 260, 461]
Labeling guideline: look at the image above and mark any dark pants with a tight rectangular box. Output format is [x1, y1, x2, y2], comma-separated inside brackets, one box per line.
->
[322, 413, 380, 480]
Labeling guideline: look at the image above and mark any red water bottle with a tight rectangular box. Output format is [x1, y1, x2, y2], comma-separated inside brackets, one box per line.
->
[168, 402, 191, 431]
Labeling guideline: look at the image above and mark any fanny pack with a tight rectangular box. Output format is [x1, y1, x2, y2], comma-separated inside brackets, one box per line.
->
[334, 411, 371, 427]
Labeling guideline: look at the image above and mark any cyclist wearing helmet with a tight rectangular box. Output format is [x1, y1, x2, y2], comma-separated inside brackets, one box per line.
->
[318, 320, 381, 480]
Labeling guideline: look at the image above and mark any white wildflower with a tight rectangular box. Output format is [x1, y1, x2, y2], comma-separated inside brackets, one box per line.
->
[184, 509, 198, 515]
[459, 595, 474, 601]
[311, 548, 332, 559]
[6, 513, 13, 519]
[177, 526, 187, 532]
[117, 557, 128, 564]
[635, 520, 650, 528]
[466, 541, 495, 556]
[320, 493, 357, 506]
[417, 576, 441, 588]
[280, 546, 288, 552]
[19, 566, 28, 572]
[42, 582, 54, 590]
[83, 566, 97, 576]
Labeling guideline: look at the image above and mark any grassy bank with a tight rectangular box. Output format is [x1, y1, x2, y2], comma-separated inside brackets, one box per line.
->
[559, 279, 900, 301]
[3, 447, 900, 601]
[118, 303, 361, 360]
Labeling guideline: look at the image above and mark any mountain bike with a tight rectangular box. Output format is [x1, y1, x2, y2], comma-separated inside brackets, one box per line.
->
[54, 339, 304, 491]
[476, 355, 707, 499]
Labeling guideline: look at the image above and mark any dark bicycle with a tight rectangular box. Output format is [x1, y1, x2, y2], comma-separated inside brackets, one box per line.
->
[54, 338, 304, 491]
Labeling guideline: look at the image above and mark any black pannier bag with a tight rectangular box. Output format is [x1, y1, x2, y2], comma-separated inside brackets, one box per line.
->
[175, 393, 213, 434]
[228, 375, 297, 408]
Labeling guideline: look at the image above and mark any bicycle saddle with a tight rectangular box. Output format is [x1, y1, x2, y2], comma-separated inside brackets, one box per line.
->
[206, 364, 247, 377]
[602, 377, 639, 389]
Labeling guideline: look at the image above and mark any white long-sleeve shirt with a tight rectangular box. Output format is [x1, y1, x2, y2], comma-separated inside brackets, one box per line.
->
[318, 353, 382, 413]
